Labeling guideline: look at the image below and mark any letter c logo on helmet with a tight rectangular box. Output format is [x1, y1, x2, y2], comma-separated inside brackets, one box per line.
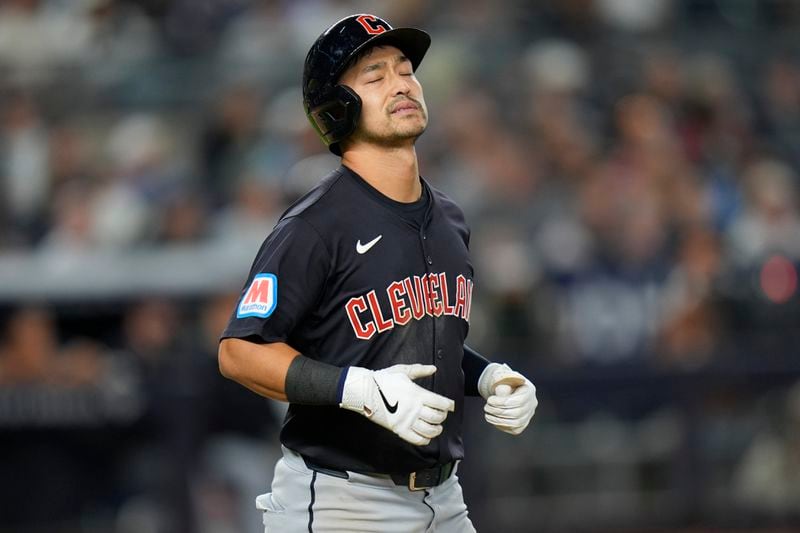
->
[302, 14, 430, 156]
[355, 15, 389, 35]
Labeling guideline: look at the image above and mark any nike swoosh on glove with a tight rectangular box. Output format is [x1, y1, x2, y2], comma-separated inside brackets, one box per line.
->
[340, 364, 455, 446]
[478, 363, 538, 435]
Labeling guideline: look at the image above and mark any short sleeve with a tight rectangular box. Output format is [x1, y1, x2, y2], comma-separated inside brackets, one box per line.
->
[221, 216, 331, 343]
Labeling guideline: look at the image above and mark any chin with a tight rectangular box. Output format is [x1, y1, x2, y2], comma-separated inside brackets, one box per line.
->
[356, 121, 427, 146]
[399, 126, 426, 139]
[396, 120, 427, 139]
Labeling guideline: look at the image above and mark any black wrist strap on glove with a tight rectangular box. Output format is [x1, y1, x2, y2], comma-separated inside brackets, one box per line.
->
[285, 354, 345, 405]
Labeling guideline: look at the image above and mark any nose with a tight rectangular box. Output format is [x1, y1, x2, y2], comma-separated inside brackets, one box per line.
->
[390, 71, 412, 96]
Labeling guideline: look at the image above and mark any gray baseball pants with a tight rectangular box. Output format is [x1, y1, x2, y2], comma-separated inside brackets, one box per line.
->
[256, 446, 477, 532]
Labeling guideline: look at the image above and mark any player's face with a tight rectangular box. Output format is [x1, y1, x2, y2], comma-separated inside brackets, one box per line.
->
[339, 45, 428, 149]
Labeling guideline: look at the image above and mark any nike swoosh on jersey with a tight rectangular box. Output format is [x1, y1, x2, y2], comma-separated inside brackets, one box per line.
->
[374, 379, 398, 413]
[356, 235, 383, 254]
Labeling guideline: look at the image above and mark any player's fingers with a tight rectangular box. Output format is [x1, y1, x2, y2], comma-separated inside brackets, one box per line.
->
[401, 430, 431, 446]
[485, 392, 537, 415]
[484, 403, 530, 419]
[492, 374, 526, 392]
[402, 364, 438, 380]
[422, 392, 455, 413]
[495, 424, 525, 436]
[484, 410, 522, 425]
[485, 413, 528, 432]
[484, 408, 526, 423]
[419, 405, 447, 425]
[487, 384, 536, 408]
[412, 419, 443, 439]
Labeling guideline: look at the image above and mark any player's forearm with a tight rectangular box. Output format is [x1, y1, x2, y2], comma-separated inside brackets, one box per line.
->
[218, 338, 299, 401]
[219, 338, 346, 405]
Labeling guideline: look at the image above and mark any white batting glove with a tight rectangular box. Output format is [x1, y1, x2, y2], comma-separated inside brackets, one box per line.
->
[478, 363, 537, 435]
[340, 364, 455, 446]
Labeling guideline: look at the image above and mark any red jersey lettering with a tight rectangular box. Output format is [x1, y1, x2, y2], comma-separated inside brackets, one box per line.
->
[405, 276, 426, 320]
[428, 274, 444, 317]
[454, 274, 467, 319]
[345, 273, 472, 340]
[387, 281, 412, 326]
[465, 279, 474, 322]
[439, 272, 456, 316]
[346, 296, 376, 339]
[366, 290, 394, 333]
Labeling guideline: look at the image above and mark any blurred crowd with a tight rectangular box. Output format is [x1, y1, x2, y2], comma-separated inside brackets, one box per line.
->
[1, 0, 800, 531]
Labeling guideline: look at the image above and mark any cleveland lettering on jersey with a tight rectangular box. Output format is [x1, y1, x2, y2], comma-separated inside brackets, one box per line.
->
[345, 272, 473, 340]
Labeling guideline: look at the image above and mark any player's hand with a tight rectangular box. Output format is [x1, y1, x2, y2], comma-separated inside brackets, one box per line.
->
[339, 364, 455, 446]
[478, 363, 537, 435]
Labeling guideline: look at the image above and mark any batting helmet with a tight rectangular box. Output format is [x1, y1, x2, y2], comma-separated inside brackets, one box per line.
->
[302, 14, 431, 155]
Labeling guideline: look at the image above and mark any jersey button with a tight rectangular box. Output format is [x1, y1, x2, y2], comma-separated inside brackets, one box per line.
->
[437, 349, 443, 360]
[427, 256, 433, 265]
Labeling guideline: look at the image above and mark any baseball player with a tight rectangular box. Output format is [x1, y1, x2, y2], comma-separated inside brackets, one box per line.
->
[218, 13, 538, 533]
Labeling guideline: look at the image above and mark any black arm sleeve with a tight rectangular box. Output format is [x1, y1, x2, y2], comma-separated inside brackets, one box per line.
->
[462, 344, 491, 397]
[285, 355, 346, 405]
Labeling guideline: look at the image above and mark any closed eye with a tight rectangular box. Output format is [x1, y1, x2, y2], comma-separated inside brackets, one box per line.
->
[366, 77, 383, 84]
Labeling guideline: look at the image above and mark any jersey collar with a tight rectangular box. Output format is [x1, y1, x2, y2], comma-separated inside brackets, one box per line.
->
[340, 165, 435, 228]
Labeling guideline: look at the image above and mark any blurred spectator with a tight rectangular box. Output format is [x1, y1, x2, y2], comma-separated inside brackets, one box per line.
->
[210, 178, 281, 252]
[38, 179, 96, 253]
[0, 306, 104, 386]
[199, 83, 266, 203]
[120, 299, 204, 533]
[86, 112, 187, 247]
[0, 305, 112, 527]
[0, 91, 50, 246]
[734, 382, 800, 519]
[759, 56, 800, 171]
[640, 45, 686, 108]
[596, 0, 673, 33]
[680, 53, 753, 171]
[216, 0, 295, 84]
[726, 158, 800, 266]
[81, 0, 161, 93]
[48, 122, 97, 192]
[155, 188, 210, 244]
[659, 226, 723, 366]
[0, 306, 57, 384]
[0, 0, 91, 85]
[720, 157, 800, 348]
[524, 39, 590, 97]
[161, 0, 248, 56]
[190, 293, 279, 533]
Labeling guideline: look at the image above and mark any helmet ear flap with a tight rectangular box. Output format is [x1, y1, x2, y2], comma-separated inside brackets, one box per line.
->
[307, 85, 362, 155]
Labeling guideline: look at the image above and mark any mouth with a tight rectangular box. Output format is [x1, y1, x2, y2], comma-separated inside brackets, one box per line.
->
[390, 101, 420, 115]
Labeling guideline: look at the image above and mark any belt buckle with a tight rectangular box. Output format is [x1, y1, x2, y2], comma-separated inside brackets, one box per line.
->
[408, 471, 426, 491]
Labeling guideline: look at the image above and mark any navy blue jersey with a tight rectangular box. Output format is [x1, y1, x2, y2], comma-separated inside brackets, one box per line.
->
[222, 166, 474, 474]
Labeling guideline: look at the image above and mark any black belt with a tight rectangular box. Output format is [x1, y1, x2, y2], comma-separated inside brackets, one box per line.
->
[302, 456, 456, 491]
[390, 462, 456, 491]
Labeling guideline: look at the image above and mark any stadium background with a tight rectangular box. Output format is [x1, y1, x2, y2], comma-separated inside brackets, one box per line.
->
[1, 0, 799, 531]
